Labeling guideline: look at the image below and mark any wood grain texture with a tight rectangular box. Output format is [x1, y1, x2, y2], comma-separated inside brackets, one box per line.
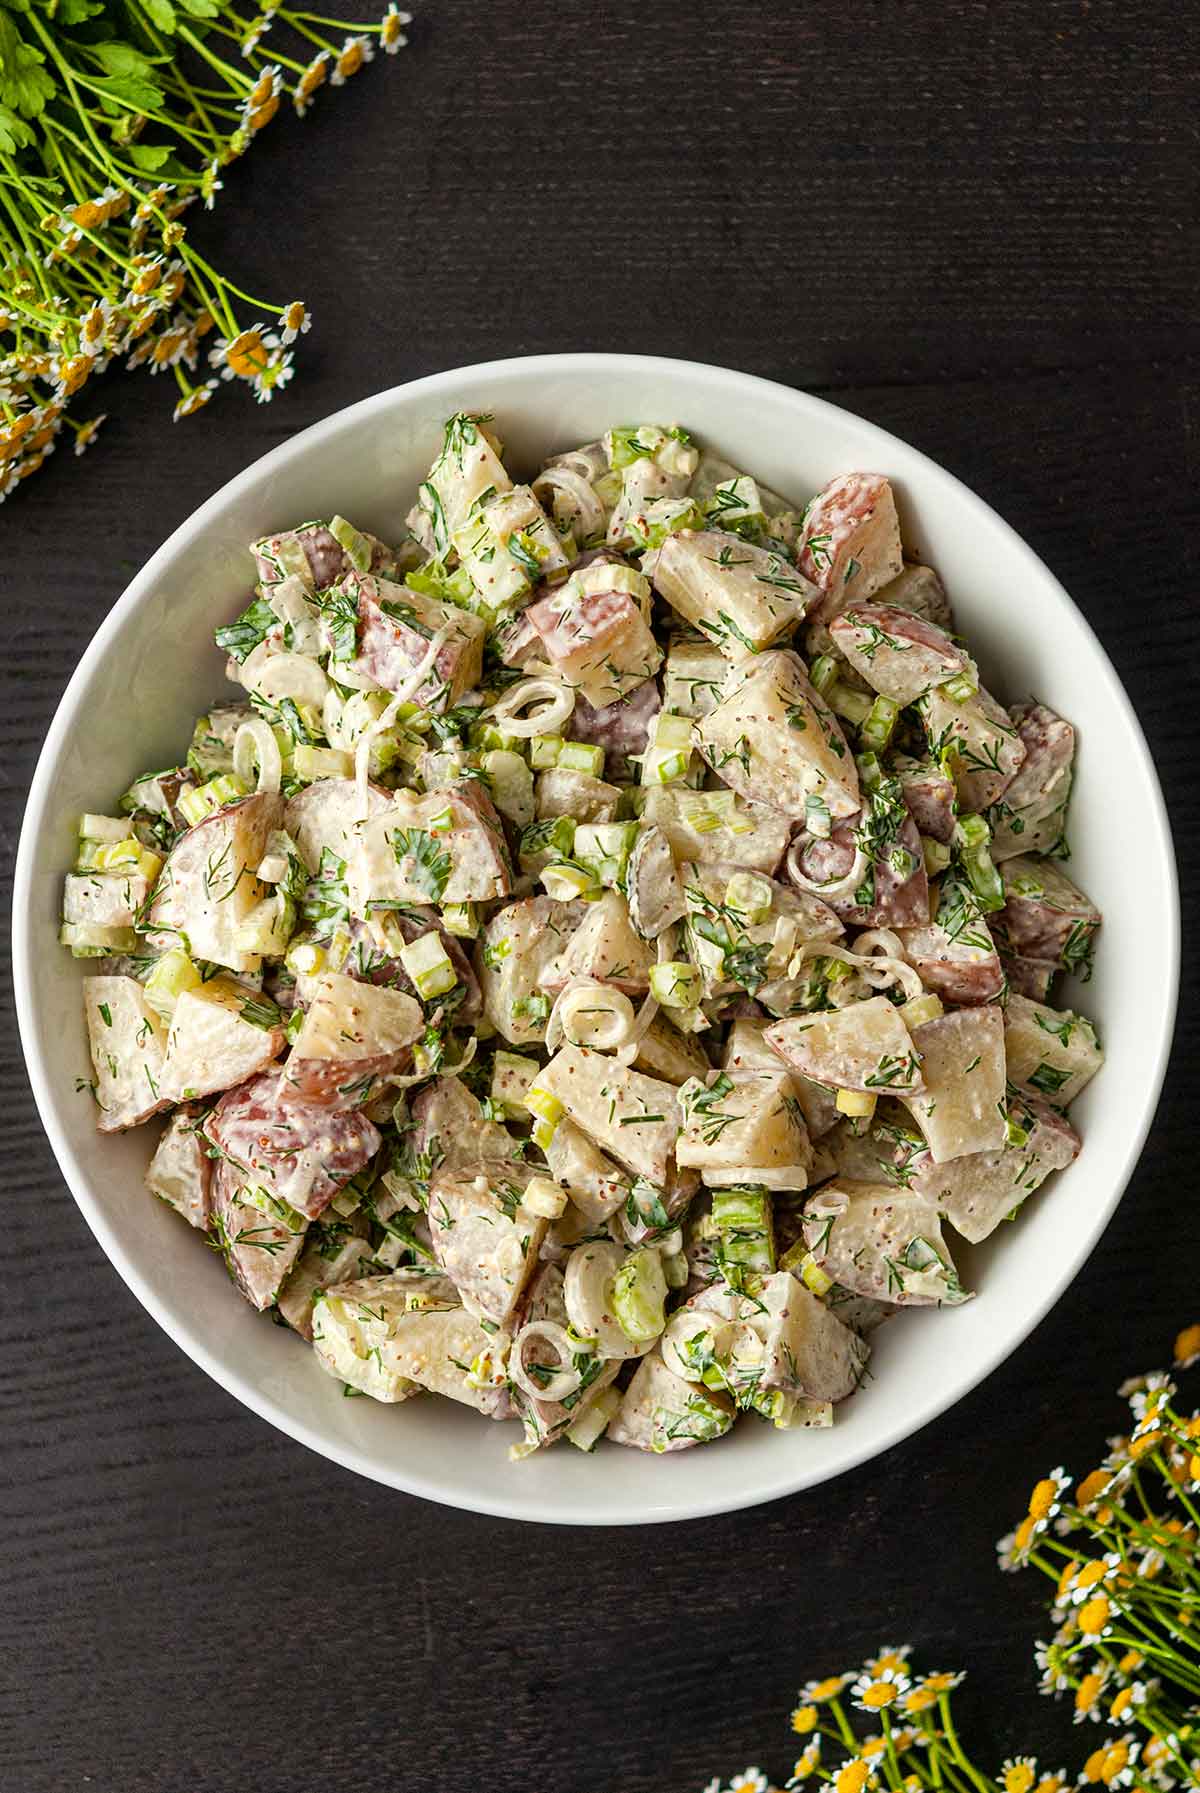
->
[2, 1, 1197, 1787]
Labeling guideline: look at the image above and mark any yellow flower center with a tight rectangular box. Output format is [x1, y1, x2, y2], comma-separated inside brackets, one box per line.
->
[860, 1681, 897, 1711]
[1110, 1688, 1132, 1719]
[299, 59, 328, 97]
[1075, 1672, 1104, 1712]
[70, 200, 105, 230]
[57, 355, 91, 395]
[1078, 1594, 1111, 1636]
[1075, 1560, 1109, 1592]
[250, 94, 280, 131]
[902, 1687, 936, 1713]
[810, 1678, 845, 1700]
[1004, 1766, 1036, 1793]
[337, 42, 364, 76]
[1075, 1470, 1111, 1507]
[836, 1762, 871, 1793]
[1130, 1429, 1162, 1459]
[791, 1707, 818, 1735]
[225, 330, 269, 379]
[1178, 1324, 1200, 1362]
[1028, 1478, 1059, 1519]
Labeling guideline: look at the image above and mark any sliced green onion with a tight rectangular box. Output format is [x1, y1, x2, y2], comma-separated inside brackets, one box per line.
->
[529, 734, 564, 770]
[649, 961, 703, 1009]
[829, 684, 873, 727]
[441, 902, 479, 938]
[941, 670, 979, 704]
[557, 740, 605, 777]
[860, 695, 899, 753]
[809, 654, 839, 697]
[611, 1249, 668, 1342]
[144, 946, 202, 1021]
[399, 931, 458, 999]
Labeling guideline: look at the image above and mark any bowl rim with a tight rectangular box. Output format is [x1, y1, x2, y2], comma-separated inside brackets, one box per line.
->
[12, 351, 1181, 1524]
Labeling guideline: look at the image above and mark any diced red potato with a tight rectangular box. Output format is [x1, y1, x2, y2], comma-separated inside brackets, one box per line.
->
[285, 972, 423, 1104]
[342, 572, 486, 711]
[410, 1075, 520, 1175]
[405, 415, 514, 558]
[894, 755, 957, 843]
[84, 976, 170, 1132]
[822, 1112, 933, 1189]
[145, 1106, 211, 1228]
[760, 1272, 869, 1402]
[895, 914, 1005, 1006]
[123, 765, 196, 832]
[829, 605, 974, 707]
[798, 474, 904, 624]
[632, 1013, 710, 1086]
[275, 1213, 375, 1340]
[899, 1006, 1007, 1163]
[606, 454, 691, 550]
[535, 768, 622, 824]
[159, 976, 286, 1105]
[723, 1019, 841, 1140]
[998, 948, 1059, 1003]
[525, 573, 663, 710]
[494, 607, 543, 670]
[64, 868, 152, 934]
[988, 703, 1075, 861]
[662, 637, 729, 719]
[251, 522, 396, 593]
[147, 791, 283, 974]
[536, 1046, 683, 1184]
[789, 811, 929, 929]
[427, 1161, 545, 1327]
[284, 777, 391, 874]
[321, 912, 481, 1025]
[540, 890, 655, 994]
[627, 825, 686, 940]
[543, 1119, 630, 1224]
[203, 1070, 382, 1220]
[696, 649, 860, 824]
[918, 686, 1027, 814]
[312, 1272, 509, 1413]
[607, 1351, 734, 1452]
[999, 855, 1101, 971]
[676, 1070, 812, 1191]
[872, 562, 954, 631]
[348, 782, 512, 914]
[802, 1179, 968, 1306]
[765, 997, 924, 1097]
[640, 787, 792, 876]
[651, 529, 816, 655]
[1003, 993, 1103, 1106]
[211, 1159, 307, 1313]
[566, 677, 661, 781]
[477, 896, 585, 1045]
[619, 1163, 701, 1246]
[914, 1090, 1080, 1242]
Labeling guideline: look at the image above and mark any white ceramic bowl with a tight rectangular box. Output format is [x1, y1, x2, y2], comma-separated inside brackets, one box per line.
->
[14, 354, 1179, 1524]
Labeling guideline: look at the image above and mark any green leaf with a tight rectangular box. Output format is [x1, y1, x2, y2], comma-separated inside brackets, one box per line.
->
[0, 15, 56, 121]
[177, 0, 220, 15]
[128, 142, 171, 170]
[90, 72, 166, 112]
[55, 0, 109, 22]
[140, 0, 178, 28]
[0, 101, 35, 153]
[90, 41, 157, 78]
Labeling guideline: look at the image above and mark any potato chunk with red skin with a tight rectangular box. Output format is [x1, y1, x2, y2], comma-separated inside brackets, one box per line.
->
[765, 996, 924, 1097]
[760, 1272, 869, 1402]
[917, 685, 1026, 814]
[159, 976, 286, 1105]
[147, 790, 283, 975]
[341, 571, 485, 711]
[566, 678, 661, 782]
[802, 1180, 968, 1306]
[798, 473, 904, 624]
[1003, 993, 1103, 1107]
[145, 1106, 211, 1229]
[608, 1352, 734, 1453]
[788, 810, 928, 929]
[830, 604, 974, 707]
[696, 649, 860, 824]
[894, 755, 957, 843]
[204, 1070, 382, 1220]
[427, 1160, 545, 1328]
[652, 528, 816, 656]
[525, 577, 662, 710]
[348, 782, 512, 915]
[896, 914, 1004, 1006]
[210, 1159, 307, 1313]
[987, 703, 1075, 861]
[285, 972, 423, 1105]
[913, 1089, 1079, 1242]
[999, 854, 1101, 972]
[898, 1006, 1007, 1163]
[540, 890, 655, 995]
[284, 776, 390, 874]
[872, 561, 953, 630]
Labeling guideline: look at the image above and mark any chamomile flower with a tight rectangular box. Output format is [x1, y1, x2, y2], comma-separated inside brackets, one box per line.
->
[1106, 1681, 1151, 1725]
[1035, 1640, 1072, 1696]
[210, 325, 275, 382]
[726, 1771, 770, 1793]
[797, 1674, 852, 1704]
[1002, 1757, 1039, 1793]
[381, 4, 411, 51]
[789, 1706, 818, 1736]
[1173, 1324, 1200, 1368]
[1140, 1734, 1180, 1790]
[1073, 1469, 1116, 1513]
[1073, 1668, 1108, 1723]
[850, 1665, 910, 1713]
[998, 1515, 1042, 1571]
[173, 379, 217, 421]
[293, 51, 331, 115]
[240, 9, 276, 56]
[1076, 1593, 1114, 1639]
[278, 302, 311, 345]
[71, 414, 106, 456]
[1035, 1774, 1069, 1793]
[252, 345, 294, 403]
[1068, 1555, 1121, 1603]
[1027, 1468, 1071, 1523]
[860, 1645, 912, 1678]
[1080, 1739, 1139, 1788]
[901, 1670, 964, 1713]
[786, 1740, 821, 1787]
[331, 34, 373, 84]
[857, 1736, 887, 1767]
[834, 1761, 876, 1793]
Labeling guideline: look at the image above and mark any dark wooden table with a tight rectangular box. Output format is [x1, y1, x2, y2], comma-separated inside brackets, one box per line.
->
[3, 3, 1196, 1787]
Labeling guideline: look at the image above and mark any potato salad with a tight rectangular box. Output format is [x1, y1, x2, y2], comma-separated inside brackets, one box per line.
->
[63, 413, 1104, 1458]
